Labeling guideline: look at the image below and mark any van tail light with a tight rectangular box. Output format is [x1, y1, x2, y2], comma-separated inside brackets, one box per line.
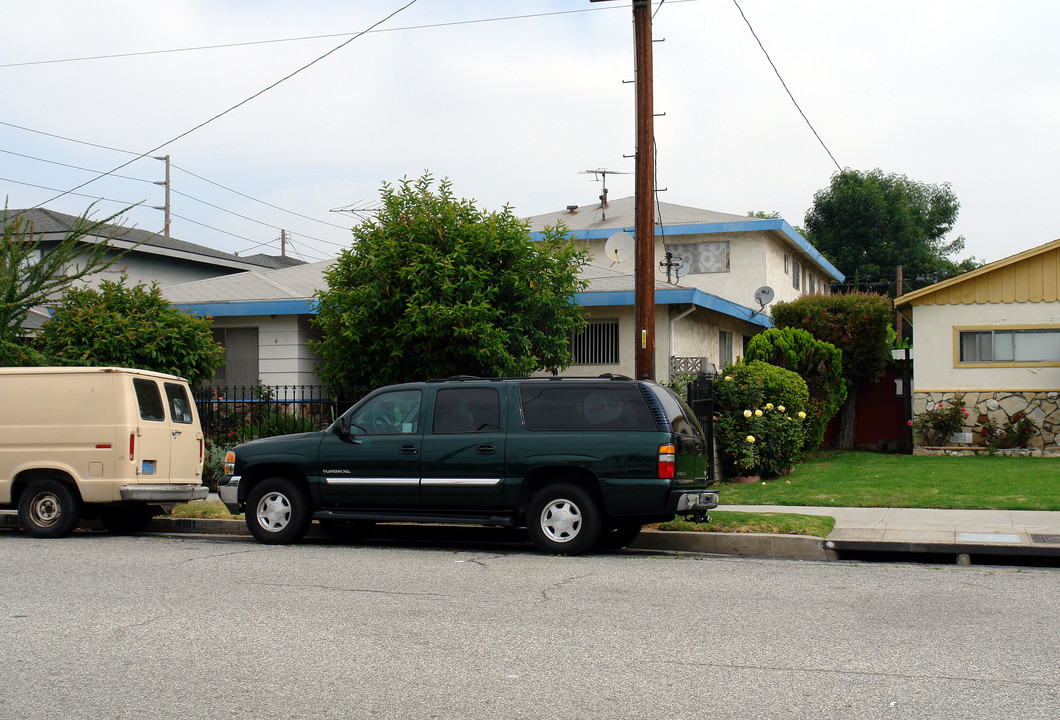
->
[658, 443, 676, 479]
[129, 433, 136, 461]
[199, 438, 204, 463]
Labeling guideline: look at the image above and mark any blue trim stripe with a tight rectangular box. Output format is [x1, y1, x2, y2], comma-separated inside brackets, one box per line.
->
[175, 299, 317, 317]
[576, 288, 772, 328]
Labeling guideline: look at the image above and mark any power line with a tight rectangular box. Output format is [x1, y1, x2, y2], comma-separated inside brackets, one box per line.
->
[731, 0, 841, 172]
[0, 144, 347, 254]
[30, 0, 423, 210]
[0, 120, 350, 234]
[0, 3, 656, 69]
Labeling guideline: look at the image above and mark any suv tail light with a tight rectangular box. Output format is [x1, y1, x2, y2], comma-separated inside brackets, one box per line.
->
[658, 443, 676, 479]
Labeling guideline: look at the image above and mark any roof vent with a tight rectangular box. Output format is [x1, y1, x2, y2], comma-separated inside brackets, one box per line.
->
[566, 205, 579, 214]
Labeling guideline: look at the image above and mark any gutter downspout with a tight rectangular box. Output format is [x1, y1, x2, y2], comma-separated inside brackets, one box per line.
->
[669, 305, 696, 361]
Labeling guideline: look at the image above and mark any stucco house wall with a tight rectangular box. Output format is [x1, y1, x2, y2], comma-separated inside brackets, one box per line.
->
[896, 238, 1060, 454]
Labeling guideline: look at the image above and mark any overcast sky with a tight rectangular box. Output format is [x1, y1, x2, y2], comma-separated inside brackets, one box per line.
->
[2, 0, 1057, 270]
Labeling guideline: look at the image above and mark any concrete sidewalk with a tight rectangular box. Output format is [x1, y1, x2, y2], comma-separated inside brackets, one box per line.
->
[703, 505, 1060, 564]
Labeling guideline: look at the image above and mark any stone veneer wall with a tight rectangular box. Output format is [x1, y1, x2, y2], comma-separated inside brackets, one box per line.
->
[912, 391, 1060, 457]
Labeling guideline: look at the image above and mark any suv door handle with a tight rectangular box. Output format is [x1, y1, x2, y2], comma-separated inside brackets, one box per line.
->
[477, 444, 497, 455]
[400, 444, 419, 455]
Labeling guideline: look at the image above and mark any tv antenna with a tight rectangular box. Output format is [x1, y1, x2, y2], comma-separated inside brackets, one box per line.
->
[580, 168, 630, 216]
[330, 200, 380, 221]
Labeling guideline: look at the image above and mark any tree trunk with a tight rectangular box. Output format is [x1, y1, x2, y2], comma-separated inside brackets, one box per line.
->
[835, 383, 859, 450]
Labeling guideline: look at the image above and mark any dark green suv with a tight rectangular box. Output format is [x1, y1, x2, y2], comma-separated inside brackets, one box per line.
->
[218, 375, 717, 554]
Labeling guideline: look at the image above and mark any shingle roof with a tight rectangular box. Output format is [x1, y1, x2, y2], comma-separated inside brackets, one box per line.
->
[5, 208, 300, 271]
[527, 196, 749, 232]
[162, 260, 330, 304]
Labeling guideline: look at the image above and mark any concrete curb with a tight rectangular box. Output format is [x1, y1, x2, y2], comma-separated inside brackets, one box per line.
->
[140, 517, 829, 560]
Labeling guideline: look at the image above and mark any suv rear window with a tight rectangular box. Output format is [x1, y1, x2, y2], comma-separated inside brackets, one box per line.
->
[650, 386, 704, 438]
[518, 384, 654, 431]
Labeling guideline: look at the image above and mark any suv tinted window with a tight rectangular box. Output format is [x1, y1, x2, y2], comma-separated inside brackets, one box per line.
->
[651, 386, 704, 438]
[133, 378, 166, 422]
[519, 384, 654, 431]
[349, 390, 421, 435]
[433, 387, 500, 434]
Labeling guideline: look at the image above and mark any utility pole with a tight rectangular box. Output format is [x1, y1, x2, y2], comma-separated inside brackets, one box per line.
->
[153, 154, 171, 238]
[281, 229, 287, 258]
[592, 0, 656, 380]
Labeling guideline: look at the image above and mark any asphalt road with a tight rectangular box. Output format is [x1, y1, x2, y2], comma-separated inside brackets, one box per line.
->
[1, 531, 1057, 720]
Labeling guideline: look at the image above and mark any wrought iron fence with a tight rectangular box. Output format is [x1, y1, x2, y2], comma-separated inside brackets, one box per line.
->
[686, 373, 717, 484]
[194, 384, 368, 447]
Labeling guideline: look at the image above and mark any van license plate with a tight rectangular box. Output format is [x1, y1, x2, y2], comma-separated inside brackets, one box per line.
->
[142, 461, 156, 475]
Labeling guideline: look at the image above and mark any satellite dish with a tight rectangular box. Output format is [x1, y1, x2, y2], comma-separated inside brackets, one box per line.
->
[603, 231, 634, 263]
[753, 286, 775, 312]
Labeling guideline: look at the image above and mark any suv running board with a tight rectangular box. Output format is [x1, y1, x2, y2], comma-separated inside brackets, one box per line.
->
[314, 509, 516, 527]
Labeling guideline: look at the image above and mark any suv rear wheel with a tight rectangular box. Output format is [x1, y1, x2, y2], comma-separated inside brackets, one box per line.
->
[246, 477, 312, 545]
[527, 483, 601, 555]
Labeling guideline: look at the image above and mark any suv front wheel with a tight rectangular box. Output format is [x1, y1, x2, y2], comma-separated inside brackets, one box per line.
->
[527, 483, 601, 555]
[246, 477, 312, 545]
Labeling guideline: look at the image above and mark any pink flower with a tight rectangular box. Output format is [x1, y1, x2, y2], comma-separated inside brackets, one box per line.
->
[907, 420, 914, 427]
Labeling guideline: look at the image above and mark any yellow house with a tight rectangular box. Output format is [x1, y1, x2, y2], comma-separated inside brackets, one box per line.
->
[895, 239, 1060, 454]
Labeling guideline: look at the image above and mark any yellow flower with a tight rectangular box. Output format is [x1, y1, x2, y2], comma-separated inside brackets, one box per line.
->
[777, 405, 785, 413]
[798, 411, 807, 419]
[743, 410, 752, 418]
[724, 375, 733, 381]
[765, 403, 774, 410]
[746, 435, 756, 443]
[754, 409, 763, 417]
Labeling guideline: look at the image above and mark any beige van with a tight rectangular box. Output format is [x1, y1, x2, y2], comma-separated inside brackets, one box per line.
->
[0, 367, 207, 537]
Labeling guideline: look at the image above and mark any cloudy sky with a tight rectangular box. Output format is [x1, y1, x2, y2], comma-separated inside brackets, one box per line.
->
[2, 0, 1057, 269]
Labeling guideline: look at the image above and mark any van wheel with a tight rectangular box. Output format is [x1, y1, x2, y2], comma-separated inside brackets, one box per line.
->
[596, 522, 643, 550]
[100, 507, 155, 535]
[527, 483, 601, 555]
[246, 477, 312, 545]
[18, 479, 82, 539]
[319, 519, 374, 542]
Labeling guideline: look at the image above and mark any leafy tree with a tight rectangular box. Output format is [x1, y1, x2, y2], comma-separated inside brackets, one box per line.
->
[804, 169, 980, 291]
[745, 327, 845, 451]
[770, 292, 892, 449]
[36, 278, 223, 386]
[1, 204, 134, 365]
[311, 174, 590, 388]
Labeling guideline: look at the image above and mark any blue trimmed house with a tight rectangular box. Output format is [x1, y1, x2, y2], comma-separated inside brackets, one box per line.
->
[164, 196, 843, 387]
[528, 196, 843, 381]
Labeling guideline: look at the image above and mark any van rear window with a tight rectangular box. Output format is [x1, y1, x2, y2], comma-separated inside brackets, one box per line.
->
[165, 383, 194, 424]
[519, 384, 654, 431]
[133, 378, 166, 422]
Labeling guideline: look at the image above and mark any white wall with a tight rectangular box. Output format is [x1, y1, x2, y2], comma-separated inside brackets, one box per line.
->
[210, 315, 321, 387]
[911, 300, 1060, 391]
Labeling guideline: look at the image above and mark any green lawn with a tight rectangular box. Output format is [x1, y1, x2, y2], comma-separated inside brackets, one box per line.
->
[718, 451, 1060, 511]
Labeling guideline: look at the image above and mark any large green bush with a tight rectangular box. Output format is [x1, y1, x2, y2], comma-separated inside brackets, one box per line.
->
[714, 360, 809, 479]
[745, 327, 845, 451]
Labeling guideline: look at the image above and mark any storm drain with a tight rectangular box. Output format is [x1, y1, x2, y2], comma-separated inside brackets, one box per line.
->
[1030, 534, 1060, 544]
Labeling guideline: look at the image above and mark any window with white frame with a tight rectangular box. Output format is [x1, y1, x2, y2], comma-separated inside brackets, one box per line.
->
[569, 320, 619, 364]
[959, 328, 1060, 364]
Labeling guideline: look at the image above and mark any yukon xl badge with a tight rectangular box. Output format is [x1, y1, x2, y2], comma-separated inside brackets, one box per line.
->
[323, 469, 352, 475]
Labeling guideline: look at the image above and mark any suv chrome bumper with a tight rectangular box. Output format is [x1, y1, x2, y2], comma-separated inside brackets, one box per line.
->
[120, 484, 208, 502]
[669, 490, 719, 514]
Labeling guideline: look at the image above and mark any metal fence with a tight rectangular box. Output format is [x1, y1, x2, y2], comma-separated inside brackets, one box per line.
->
[686, 373, 717, 484]
[194, 385, 368, 446]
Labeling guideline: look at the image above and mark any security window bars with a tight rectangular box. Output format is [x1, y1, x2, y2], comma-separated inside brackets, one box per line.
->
[569, 320, 619, 364]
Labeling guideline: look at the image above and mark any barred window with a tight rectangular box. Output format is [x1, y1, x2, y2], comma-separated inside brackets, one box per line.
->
[569, 320, 619, 364]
